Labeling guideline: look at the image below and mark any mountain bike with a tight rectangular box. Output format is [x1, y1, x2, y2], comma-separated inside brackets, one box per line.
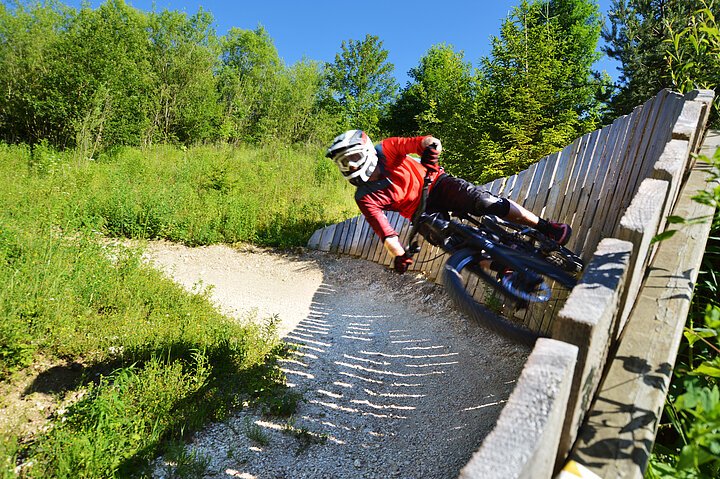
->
[405, 173, 584, 345]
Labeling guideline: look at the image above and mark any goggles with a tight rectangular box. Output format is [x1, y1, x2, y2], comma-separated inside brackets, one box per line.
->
[337, 151, 365, 170]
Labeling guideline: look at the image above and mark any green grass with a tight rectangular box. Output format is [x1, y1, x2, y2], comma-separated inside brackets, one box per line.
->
[0, 141, 356, 477]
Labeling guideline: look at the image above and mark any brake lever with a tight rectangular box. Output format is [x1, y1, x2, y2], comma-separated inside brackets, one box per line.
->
[405, 241, 421, 257]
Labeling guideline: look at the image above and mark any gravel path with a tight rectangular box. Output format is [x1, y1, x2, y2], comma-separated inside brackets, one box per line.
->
[142, 242, 530, 479]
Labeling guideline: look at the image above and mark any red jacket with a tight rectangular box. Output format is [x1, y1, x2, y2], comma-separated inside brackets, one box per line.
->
[355, 136, 441, 240]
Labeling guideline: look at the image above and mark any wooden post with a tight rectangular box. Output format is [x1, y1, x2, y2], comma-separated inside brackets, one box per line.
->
[614, 179, 669, 337]
[568, 160, 717, 479]
[551, 238, 633, 467]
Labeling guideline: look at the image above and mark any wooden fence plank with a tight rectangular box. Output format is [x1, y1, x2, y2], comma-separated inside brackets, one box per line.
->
[569, 112, 631, 255]
[373, 212, 394, 265]
[356, 219, 370, 259]
[490, 177, 505, 196]
[424, 238, 447, 283]
[508, 169, 528, 203]
[360, 218, 377, 260]
[318, 224, 336, 252]
[460, 339, 578, 479]
[411, 233, 434, 274]
[503, 173, 519, 200]
[649, 139, 691, 238]
[672, 99, 705, 150]
[348, 219, 361, 255]
[520, 160, 546, 209]
[608, 91, 684, 236]
[556, 128, 601, 227]
[525, 153, 557, 216]
[597, 91, 670, 242]
[512, 166, 533, 204]
[615, 178, 669, 337]
[552, 238, 633, 465]
[338, 217, 353, 255]
[307, 228, 323, 250]
[684, 90, 716, 158]
[632, 92, 686, 193]
[330, 218, 348, 253]
[576, 100, 643, 258]
[543, 137, 582, 222]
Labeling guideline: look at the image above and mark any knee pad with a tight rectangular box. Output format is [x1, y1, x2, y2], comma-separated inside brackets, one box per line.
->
[474, 195, 510, 217]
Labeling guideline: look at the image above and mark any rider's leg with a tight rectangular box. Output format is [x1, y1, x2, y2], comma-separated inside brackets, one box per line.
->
[429, 174, 572, 245]
[505, 200, 572, 246]
[504, 200, 539, 225]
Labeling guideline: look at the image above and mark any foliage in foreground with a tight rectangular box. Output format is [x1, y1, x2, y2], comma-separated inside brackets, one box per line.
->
[0, 142, 351, 477]
[647, 149, 720, 478]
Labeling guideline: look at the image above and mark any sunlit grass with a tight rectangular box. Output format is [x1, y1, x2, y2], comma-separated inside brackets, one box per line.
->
[0, 141, 354, 477]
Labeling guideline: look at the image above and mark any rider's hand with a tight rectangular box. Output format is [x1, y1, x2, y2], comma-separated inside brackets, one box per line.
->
[393, 253, 413, 274]
[421, 146, 440, 173]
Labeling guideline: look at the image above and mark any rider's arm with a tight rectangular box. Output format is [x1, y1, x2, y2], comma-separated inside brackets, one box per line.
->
[383, 235, 405, 257]
[381, 136, 443, 170]
[357, 194, 399, 247]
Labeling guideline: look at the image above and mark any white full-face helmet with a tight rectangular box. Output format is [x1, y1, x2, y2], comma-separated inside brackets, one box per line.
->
[326, 130, 378, 186]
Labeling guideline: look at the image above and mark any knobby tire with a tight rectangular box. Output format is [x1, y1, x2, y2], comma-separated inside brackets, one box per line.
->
[442, 248, 543, 346]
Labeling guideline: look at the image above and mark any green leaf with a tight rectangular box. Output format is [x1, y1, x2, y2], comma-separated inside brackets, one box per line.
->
[684, 326, 717, 346]
[667, 215, 687, 224]
[677, 443, 697, 469]
[691, 363, 720, 378]
[652, 230, 678, 244]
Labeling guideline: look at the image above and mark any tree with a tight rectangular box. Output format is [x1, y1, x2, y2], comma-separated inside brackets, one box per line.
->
[257, 59, 338, 144]
[322, 34, 398, 137]
[547, 0, 606, 123]
[35, 0, 155, 149]
[0, 1, 74, 145]
[472, 0, 604, 182]
[217, 26, 282, 143]
[145, 8, 220, 145]
[601, 0, 716, 119]
[664, 0, 719, 128]
[384, 44, 477, 176]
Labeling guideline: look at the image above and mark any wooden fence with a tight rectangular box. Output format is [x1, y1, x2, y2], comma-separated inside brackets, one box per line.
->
[309, 89, 700, 335]
[308, 89, 718, 478]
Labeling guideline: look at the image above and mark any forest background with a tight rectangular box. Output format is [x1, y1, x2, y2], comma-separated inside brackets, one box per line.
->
[1, 0, 719, 477]
[3, 0, 717, 182]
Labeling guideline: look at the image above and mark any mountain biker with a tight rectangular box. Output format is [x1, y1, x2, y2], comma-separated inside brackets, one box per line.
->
[326, 130, 572, 274]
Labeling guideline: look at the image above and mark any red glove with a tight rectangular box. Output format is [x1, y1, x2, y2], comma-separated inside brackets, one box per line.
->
[421, 146, 440, 173]
[393, 253, 413, 274]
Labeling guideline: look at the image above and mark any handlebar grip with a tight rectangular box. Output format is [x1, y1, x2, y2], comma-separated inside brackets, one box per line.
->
[405, 241, 421, 257]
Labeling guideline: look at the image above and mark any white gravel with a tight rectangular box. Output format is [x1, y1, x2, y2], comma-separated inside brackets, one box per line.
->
[142, 242, 530, 479]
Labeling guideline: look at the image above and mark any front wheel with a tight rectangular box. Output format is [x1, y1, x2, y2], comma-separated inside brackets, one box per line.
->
[443, 249, 541, 346]
[442, 247, 576, 344]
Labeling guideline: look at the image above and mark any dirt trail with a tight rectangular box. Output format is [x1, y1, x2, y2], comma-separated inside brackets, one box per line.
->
[143, 242, 529, 479]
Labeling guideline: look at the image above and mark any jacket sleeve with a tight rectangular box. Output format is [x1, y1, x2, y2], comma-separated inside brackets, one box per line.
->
[356, 195, 398, 241]
[380, 136, 428, 170]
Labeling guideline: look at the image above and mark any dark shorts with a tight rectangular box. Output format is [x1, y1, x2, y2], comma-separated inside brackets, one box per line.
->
[427, 174, 510, 218]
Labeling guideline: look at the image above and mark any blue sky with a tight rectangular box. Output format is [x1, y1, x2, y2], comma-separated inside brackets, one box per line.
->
[64, 0, 620, 86]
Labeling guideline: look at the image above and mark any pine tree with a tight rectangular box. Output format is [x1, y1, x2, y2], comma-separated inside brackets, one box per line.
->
[602, 0, 717, 118]
[474, 0, 603, 182]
